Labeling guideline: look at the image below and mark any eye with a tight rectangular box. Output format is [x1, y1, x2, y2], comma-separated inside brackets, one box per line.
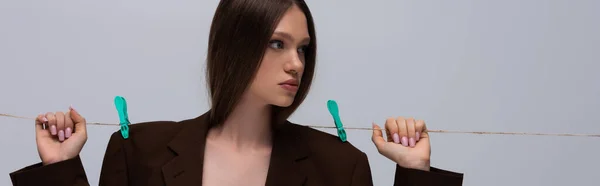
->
[268, 40, 284, 49]
[297, 45, 308, 54]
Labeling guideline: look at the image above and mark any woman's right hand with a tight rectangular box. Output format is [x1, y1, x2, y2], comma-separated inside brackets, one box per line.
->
[35, 106, 88, 165]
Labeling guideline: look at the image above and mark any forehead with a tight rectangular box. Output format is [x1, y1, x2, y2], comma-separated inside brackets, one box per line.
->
[273, 5, 309, 38]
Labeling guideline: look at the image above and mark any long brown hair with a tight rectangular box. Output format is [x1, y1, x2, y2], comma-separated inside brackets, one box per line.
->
[206, 0, 317, 128]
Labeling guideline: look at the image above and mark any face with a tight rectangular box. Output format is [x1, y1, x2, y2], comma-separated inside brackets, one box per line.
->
[247, 5, 310, 107]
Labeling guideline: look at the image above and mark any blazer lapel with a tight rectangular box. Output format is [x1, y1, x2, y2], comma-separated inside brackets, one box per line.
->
[159, 113, 311, 186]
[265, 122, 310, 186]
[162, 113, 211, 186]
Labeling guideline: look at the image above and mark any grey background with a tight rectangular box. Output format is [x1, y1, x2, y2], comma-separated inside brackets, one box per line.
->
[1, 0, 599, 185]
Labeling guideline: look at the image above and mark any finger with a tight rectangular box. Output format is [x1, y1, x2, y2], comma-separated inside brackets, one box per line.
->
[69, 106, 87, 134]
[371, 123, 386, 151]
[406, 118, 416, 147]
[45, 112, 57, 136]
[384, 122, 392, 142]
[384, 117, 400, 144]
[418, 119, 429, 139]
[35, 114, 49, 136]
[64, 111, 74, 139]
[415, 120, 431, 150]
[55, 111, 65, 142]
[415, 119, 425, 141]
[396, 117, 408, 147]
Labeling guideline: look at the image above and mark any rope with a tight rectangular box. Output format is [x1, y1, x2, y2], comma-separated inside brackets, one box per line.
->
[2, 113, 599, 137]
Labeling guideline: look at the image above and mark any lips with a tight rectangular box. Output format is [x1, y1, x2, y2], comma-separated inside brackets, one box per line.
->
[280, 79, 299, 86]
[279, 79, 299, 92]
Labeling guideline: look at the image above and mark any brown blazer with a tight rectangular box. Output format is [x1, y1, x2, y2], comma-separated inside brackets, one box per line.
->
[10, 111, 463, 186]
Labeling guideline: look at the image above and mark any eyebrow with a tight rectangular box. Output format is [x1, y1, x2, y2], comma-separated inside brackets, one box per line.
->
[273, 31, 311, 45]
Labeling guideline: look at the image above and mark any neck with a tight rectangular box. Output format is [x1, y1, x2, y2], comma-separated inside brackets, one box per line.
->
[208, 96, 273, 151]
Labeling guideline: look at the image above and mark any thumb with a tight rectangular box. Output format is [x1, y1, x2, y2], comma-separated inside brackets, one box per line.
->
[69, 106, 87, 132]
[371, 123, 386, 150]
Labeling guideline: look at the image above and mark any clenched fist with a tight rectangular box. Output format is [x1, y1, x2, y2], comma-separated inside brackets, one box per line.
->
[372, 117, 431, 171]
[35, 106, 88, 165]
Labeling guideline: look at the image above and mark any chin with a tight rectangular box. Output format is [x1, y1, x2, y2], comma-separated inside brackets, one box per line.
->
[269, 96, 295, 107]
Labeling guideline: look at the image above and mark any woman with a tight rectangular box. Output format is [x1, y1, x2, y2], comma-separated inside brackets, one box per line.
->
[10, 0, 463, 185]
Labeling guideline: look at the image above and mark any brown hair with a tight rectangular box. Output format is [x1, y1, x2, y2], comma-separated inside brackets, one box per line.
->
[206, 0, 317, 128]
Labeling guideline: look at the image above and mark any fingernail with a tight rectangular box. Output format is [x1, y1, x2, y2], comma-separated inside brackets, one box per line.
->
[42, 117, 48, 123]
[393, 133, 400, 144]
[58, 130, 65, 141]
[416, 132, 421, 141]
[401, 136, 408, 147]
[70, 105, 79, 113]
[50, 125, 57, 135]
[65, 127, 72, 138]
[409, 137, 416, 147]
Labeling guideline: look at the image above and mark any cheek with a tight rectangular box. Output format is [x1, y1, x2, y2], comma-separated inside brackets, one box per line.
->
[252, 57, 278, 89]
[262, 50, 288, 76]
[298, 65, 306, 79]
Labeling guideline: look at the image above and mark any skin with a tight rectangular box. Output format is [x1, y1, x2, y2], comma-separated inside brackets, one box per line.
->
[35, 4, 431, 186]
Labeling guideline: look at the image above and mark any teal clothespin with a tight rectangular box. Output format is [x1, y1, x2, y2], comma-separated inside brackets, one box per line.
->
[114, 96, 130, 139]
[327, 100, 347, 142]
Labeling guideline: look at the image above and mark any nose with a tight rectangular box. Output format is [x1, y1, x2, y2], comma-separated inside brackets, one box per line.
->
[285, 51, 304, 76]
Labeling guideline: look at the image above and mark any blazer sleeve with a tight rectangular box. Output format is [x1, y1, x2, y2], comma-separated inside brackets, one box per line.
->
[9, 132, 129, 186]
[350, 152, 464, 186]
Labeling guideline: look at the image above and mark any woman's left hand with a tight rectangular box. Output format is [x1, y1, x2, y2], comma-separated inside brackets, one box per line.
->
[371, 117, 431, 171]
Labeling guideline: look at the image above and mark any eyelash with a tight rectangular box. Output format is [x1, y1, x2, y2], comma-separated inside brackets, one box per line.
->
[268, 40, 308, 54]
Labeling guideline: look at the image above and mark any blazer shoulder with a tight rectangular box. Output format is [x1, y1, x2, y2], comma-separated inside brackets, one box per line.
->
[105, 119, 188, 152]
[286, 122, 367, 160]
[128, 120, 184, 138]
[284, 122, 370, 185]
